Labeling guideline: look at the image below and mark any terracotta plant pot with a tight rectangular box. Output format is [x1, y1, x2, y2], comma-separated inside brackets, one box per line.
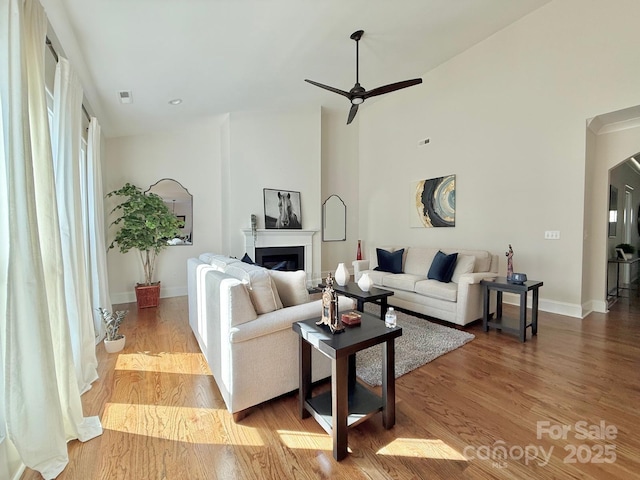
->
[135, 282, 161, 308]
[104, 335, 126, 353]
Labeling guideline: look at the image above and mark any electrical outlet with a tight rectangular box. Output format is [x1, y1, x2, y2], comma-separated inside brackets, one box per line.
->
[544, 231, 560, 240]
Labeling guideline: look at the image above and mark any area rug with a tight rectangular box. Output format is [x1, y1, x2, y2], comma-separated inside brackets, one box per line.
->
[356, 304, 475, 386]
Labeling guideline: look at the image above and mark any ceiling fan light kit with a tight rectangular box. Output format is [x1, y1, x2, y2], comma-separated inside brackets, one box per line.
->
[305, 30, 423, 125]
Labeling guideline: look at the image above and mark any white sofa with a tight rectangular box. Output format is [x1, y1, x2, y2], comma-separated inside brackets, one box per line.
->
[187, 253, 354, 420]
[353, 246, 498, 326]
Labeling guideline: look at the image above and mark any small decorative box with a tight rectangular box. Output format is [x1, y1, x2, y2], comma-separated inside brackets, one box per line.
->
[341, 311, 362, 326]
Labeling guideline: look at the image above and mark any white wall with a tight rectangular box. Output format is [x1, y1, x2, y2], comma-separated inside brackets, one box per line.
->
[357, 0, 640, 317]
[321, 108, 359, 278]
[105, 116, 225, 303]
[224, 108, 322, 270]
[105, 108, 322, 302]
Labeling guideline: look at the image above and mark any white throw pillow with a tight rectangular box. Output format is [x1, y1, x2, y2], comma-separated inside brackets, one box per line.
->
[269, 270, 310, 307]
[451, 255, 475, 283]
[225, 263, 283, 314]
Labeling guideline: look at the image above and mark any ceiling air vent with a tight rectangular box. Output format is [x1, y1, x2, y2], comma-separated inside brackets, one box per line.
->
[117, 90, 133, 104]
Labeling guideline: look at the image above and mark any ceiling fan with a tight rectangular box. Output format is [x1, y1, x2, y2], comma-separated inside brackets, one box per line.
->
[305, 30, 423, 125]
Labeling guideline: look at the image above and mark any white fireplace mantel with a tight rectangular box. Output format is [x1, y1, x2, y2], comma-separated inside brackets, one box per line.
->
[242, 229, 318, 283]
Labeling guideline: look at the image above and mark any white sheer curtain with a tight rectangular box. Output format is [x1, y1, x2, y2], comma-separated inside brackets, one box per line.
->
[86, 117, 112, 339]
[51, 56, 99, 393]
[0, 0, 102, 478]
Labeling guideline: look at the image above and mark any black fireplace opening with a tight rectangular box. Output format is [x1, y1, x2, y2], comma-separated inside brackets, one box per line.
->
[255, 246, 304, 271]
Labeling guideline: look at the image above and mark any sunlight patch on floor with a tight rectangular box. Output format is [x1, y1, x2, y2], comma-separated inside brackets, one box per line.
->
[277, 429, 333, 451]
[102, 403, 264, 445]
[377, 438, 468, 460]
[114, 352, 211, 375]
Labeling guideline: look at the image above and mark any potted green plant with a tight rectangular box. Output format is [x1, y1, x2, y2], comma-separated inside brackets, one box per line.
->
[616, 243, 635, 260]
[97, 308, 128, 353]
[107, 183, 182, 308]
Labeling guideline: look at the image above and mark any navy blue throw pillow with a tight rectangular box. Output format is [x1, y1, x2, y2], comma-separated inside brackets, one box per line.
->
[374, 248, 404, 274]
[241, 253, 255, 265]
[427, 251, 458, 283]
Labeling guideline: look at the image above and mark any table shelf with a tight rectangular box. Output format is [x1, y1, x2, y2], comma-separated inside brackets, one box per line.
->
[486, 315, 532, 336]
[305, 383, 384, 434]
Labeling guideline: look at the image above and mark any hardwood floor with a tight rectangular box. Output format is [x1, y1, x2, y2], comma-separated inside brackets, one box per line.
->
[21, 295, 640, 479]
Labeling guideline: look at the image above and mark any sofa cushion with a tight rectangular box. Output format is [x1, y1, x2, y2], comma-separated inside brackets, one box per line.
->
[415, 279, 458, 302]
[225, 262, 283, 314]
[375, 248, 404, 273]
[427, 251, 458, 283]
[206, 254, 240, 271]
[451, 255, 476, 283]
[382, 273, 424, 292]
[404, 247, 438, 276]
[269, 270, 310, 307]
[365, 269, 392, 286]
[442, 249, 491, 273]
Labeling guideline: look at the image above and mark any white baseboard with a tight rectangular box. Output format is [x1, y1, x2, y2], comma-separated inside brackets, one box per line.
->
[501, 292, 583, 318]
[110, 285, 187, 306]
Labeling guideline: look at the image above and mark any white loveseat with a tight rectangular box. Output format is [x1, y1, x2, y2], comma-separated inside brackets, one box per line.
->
[187, 253, 354, 420]
[353, 246, 498, 326]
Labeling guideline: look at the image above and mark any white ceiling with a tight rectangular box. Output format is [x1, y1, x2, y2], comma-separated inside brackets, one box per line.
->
[41, 0, 552, 138]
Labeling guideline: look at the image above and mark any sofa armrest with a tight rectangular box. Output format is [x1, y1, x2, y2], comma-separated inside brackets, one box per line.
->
[352, 260, 370, 281]
[229, 296, 355, 344]
[457, 272, 498, 285]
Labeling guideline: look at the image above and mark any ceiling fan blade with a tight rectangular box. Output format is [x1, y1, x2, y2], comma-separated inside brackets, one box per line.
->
[305, 79, 351, 99]
[347, 104, 359, 125]
[364, 78, 423, 99]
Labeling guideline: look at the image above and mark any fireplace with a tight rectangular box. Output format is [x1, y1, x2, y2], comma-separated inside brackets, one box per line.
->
[242, 228, 318, 286]
[255, 246, 304, 271]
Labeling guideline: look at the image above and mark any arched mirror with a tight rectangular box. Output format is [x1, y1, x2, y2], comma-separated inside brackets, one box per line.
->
[322, 194, 346, 241]
[146, 179, 193, 245]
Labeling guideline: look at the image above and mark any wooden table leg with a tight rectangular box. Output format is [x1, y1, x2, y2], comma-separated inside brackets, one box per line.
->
[356, 299, 364, 312]
[332, 356, 348, 460]
[299, 338, 311, 419]
[380, 297, 388, 320]
[482, 285, 490, 332]
[382, 339, 396, 429]
[532, 286, 539, 336]
[519, 291, 528, 342]
[348, 353, 356, 395]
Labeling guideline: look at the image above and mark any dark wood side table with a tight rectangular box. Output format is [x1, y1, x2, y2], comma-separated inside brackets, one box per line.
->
[481, 277, 543, 342]
[319, 282, 394, 319]
[292, 311, 402, 460]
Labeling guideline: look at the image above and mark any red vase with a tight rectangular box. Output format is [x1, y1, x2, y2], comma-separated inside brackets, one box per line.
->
[356, 240, 362, 260]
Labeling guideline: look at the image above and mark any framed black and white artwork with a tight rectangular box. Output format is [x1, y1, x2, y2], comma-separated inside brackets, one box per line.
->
[263, 188, 302, 229]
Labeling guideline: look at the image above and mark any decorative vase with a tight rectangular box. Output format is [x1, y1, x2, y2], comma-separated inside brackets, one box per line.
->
[356, 240, 362, 261]
[358, 272, 373, 292]
[335, 263, 349, 286]
[104, 335, 126, 353]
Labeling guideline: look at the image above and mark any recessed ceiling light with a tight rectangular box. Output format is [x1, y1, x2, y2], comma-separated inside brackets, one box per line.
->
[168, 98, 182, 105]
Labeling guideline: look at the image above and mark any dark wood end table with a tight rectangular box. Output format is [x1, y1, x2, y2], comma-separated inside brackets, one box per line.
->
[319, 282, 394, 319]
[292, 311, 402, 460]
[481, 276, 543, 342]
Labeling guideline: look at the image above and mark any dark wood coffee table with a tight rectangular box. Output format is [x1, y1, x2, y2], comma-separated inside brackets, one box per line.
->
[319, 282, 394, 319]
[292, 311, 402, 460]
